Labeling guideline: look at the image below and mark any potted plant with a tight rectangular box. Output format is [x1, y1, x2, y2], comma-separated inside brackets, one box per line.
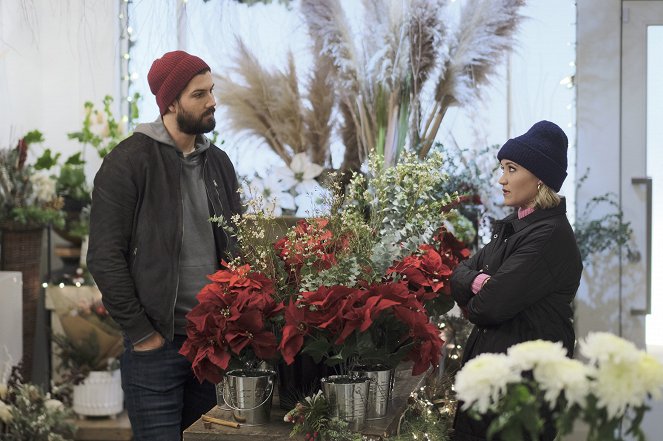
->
[178, 263, 285, 425]
[0, 130, 65, 380]
[51, 297, 124, 418]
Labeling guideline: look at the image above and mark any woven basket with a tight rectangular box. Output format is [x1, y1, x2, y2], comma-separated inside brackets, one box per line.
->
[0, 223, 44, 381]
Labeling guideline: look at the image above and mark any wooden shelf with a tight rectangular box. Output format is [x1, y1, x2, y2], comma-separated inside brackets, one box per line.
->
[183, 366, 426, 440]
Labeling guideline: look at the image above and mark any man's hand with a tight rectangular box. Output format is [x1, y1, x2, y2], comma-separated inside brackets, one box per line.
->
[133, 332, 165, 352]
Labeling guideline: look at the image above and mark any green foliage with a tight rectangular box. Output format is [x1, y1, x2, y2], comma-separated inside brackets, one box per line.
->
[67, 95, 129, 159]
[10, 206, 65, 229]
[391, 395, 452, 441]
[0, 132, 64, 228]
[575, 171, 634, 265]
[33, 148, 61, 170]
[484, 383, 544, 441]
[52, 333, 102, 385]
[21, 130, 44, 145]
[57, 161, 90, 203]
[284, 392, 362, 441]
[0, 365, 75, 441]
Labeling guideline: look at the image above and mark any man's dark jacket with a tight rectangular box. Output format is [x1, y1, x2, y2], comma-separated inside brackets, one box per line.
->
[87, 132, 241, 344]
[450, 198, 583, 441]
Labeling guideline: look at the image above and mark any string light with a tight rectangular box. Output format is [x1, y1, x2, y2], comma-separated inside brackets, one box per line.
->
[119, 0, 137, 125]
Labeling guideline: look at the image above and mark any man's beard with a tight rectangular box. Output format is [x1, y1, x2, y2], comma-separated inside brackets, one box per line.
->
[176, 106, 216, 134]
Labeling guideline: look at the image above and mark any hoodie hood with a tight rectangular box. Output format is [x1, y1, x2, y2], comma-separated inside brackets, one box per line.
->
[134, 118, 211, 156]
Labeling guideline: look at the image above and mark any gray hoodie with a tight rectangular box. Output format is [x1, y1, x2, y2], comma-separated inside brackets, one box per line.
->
[134, 120, 218, 335]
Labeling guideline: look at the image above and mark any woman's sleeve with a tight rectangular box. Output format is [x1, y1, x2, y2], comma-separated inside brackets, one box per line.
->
[451, 245, 486, 307]
[464, 225, 559, 326]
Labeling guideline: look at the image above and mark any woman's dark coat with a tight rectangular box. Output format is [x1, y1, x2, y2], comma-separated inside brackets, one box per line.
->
[450, 198, 583, 441]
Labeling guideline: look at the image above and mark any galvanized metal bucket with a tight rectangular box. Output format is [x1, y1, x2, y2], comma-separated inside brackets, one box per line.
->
[222, 369, 275, 426]
[351, 365, 394, 419]
[321, 374, 370, 431]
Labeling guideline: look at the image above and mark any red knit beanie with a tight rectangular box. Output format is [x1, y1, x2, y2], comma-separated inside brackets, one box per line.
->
[147, 50, 210, 116]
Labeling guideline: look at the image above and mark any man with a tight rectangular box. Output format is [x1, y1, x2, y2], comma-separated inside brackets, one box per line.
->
[87, 50, 241, 440]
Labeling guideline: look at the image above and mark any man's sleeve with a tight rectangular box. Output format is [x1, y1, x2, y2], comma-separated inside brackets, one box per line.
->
[87, 149, 155, 344]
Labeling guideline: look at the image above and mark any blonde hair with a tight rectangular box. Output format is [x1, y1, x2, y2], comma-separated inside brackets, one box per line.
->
[534, 183, 561, 209]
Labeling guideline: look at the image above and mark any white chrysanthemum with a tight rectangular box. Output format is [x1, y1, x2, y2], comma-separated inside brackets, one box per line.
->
[591, 358, 648, 419]
[635, 353, 663, 400]
[0, 401, 12, 423]
[507, 340, 568, 371]
[274, 152, 324, 193]
[579, 332, 641, 365]
[44, 398, 64, 411]
[533, 358, 592, 407]
[454, 353, 520, 414]
[29, 173, 57, 203]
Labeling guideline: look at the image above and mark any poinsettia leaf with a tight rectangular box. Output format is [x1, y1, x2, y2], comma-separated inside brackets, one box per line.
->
[301, 338, 332, 363]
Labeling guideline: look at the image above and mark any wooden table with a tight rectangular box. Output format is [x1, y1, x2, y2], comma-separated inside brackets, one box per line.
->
[183, 367, 426, 440]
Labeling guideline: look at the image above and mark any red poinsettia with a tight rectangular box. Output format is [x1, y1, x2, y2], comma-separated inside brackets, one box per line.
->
[278, 281, 444, 376]
[387, 227, 470, 315]
[179, 262, 284, 384]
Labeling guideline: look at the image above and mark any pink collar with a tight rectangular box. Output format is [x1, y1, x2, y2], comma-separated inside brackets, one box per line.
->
[518, 207, 536, 219]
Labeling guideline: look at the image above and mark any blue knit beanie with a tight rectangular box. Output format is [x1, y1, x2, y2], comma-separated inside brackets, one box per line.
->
[497, 120, 568, 192]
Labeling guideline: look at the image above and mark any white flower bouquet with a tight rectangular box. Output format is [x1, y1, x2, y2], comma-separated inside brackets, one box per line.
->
[241, 152, 330, 217]
[454, 333, 663, 441]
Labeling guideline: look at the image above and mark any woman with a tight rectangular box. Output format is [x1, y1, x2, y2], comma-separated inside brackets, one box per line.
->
[450, 120, 583, 441]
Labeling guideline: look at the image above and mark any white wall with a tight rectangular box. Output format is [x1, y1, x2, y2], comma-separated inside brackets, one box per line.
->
[0, 0, 120, 185]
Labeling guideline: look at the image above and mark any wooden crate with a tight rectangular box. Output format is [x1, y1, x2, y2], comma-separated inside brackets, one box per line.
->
[183, 366, 426, 440]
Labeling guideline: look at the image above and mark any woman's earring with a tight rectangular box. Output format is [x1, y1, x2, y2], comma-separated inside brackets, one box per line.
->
[537, 182, 541, 191]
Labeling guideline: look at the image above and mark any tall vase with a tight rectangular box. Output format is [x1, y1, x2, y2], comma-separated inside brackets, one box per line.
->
[0, 223, 44, 381]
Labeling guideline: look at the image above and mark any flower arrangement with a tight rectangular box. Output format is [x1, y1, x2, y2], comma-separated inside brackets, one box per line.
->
[179, 263, 285, 384]
[454, 333, 663, 441]
[205, 152, 471, 377]
[0, 363, 75, 441]
[51, 295, 123, 385]
[0, 130, 64, 228]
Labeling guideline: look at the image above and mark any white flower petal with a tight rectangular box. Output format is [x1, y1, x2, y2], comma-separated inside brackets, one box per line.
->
[301, 162, 324, 180]
[289, 153, 309, 173]
[295, 179, 323, 195]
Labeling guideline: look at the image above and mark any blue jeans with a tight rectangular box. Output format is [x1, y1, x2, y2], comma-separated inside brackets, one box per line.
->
[121, 335, 216, 441]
